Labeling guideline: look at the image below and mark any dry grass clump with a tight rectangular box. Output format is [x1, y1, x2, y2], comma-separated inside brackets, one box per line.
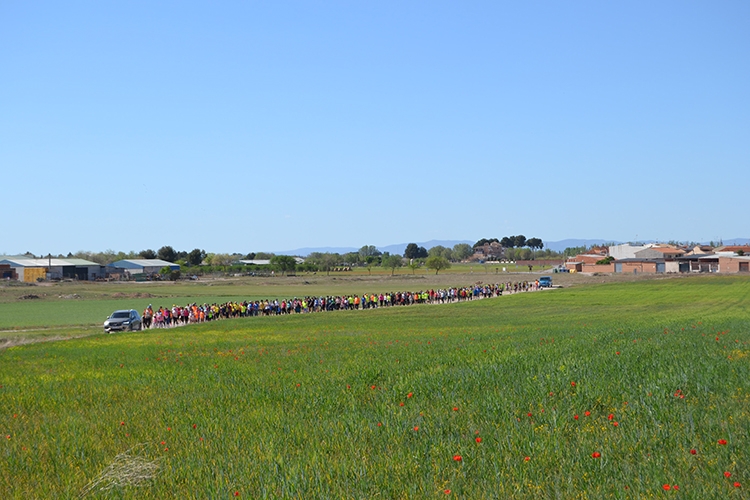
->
[79, 444, 161, 497]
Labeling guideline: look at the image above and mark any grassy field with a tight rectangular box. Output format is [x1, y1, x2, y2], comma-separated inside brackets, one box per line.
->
[1, 276, 749, 498]
[0, 270, 682, 331]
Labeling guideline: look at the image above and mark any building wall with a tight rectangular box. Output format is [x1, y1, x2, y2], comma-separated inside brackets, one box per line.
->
[609, 244, 647, 260]
[619, 261, 658, 274]
[582, 263, 615, 273]
[719, 257, 750, 273]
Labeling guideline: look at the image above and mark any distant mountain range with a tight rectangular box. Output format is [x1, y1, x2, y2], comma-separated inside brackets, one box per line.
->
[275, 238, 750, 256]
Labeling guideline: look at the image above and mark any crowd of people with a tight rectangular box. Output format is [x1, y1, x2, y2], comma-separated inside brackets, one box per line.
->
[140, 280, 545, 329]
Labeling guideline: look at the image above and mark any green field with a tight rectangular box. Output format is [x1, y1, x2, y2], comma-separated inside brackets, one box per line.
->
[1, 276, 749, 498]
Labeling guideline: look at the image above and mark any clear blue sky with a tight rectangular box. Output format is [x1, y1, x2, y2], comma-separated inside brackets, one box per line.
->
[2, 1, 748, 255]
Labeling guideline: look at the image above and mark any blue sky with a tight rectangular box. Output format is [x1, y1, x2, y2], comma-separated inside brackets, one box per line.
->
[2, 1, 748, 255]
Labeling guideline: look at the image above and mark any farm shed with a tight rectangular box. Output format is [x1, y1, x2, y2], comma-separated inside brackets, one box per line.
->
[108, 259, 180, 277]
[675, 255, 719, 273]
[0, 257, 103, 282]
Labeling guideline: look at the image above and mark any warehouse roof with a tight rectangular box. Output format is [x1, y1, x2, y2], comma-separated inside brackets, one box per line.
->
[109, 259, 179, 269]
[0, 258, 100, 267]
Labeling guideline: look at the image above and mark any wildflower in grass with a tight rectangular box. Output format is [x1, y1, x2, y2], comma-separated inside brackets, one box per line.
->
[377, 423, 382, 426]
[193, 424, 197, 429]
[120, 422, 125, 426]
[571, 382, 575, 387]
[453, 455, 462, 461]
[592, 452, 601, 458]
[674, 485, 679, 490]
[400, 403, 404, 406]
[612, 422, 619, 427]
[718, 439, 727, 445]
[524, 456, 530, 461]
[475, 437, 481, 443]
[734, 482, 741, 487]
[453, 407, 459, 411]
[584, 411, 590, 416]
[527, 413, 532, 417]
[725, 472, 732, 478]
[608, 414, 613, 420]
[690, 449, 696, 455]
[407, 392, 413, 398]
[663, 485, 671, 490]
[444, 489, 451, 494]
[574, 415, 579, 420]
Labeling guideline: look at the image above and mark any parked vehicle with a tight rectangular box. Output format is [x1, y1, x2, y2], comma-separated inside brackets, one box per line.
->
[104, 309, 142, 333]
[539, 276, 553, 287]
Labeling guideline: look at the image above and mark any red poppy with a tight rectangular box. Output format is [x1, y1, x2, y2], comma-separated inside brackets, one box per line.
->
[584, 411, 591, 416]
[524, 456, 530, 461]
[453, 455, 462, 461]
[673, 485, 679, 490]
[725, 472, 732, 478]
[612, 422, 619, 427]
[734, 482, 741, 487]
[475, 437, 482, 443]
[574, 415, 579, 420]
[413, 426, 419, 431]
[608, 414, 613, 420]
[453, 407, 459, 411]
[444, 490, 451, 494]
[690, 449, 696, 455]
[527, 412, 532, 417]
[400, 403, 404, 406]
[571, 382, 575, 386]
[193, 424, 197, 429]
[592, 452, 601, 458]
[663, 485, 671, 490]
[718, 439, 728, 445]
[407, 392, 413, 398]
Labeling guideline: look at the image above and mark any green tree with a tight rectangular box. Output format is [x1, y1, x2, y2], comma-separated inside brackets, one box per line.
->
[384, 254, 403, 275]
[452, 243, 472, 261]
[425, 256, 451, 275]
[210, 253, 233, 266]
[358, 245, 381, 258]
[428, 245, 446, 258]
[157, 246, 177, 262]
[526, 238, 543, 260]
[187, 249, 206, 266]
[500, 236, 515, 248]
[270, 255, 297, 275]
[514, 235, 527, 249]
[404, 243, 420, 259]
[407, 261, 420, 274]
[140, 249, 157, 259]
